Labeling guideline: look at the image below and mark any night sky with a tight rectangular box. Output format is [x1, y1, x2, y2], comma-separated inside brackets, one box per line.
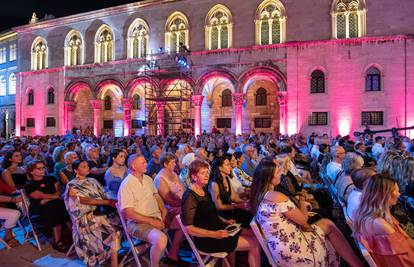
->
[0, 0, 142, 32]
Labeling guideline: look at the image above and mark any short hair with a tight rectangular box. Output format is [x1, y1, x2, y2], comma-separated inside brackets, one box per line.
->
[26, 160, 45, 179]
[127, 153, 144, 169]
[52, 146, 66, 163]
[351, 167, 376, 190]
[233, 151, 243, 161]
[188, 159, 210, 179]
[280, 146, 293, 154]
[375, 136, 383, 142]
[355, 142, 363, 150]
[64, 151, 78, 163]
[150, 145, 160, 156]
[72, 159, 86, 171]
[342, 152, 364, 175]
[160, 152, 176, 167]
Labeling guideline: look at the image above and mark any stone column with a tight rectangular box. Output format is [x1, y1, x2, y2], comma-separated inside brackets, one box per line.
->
[191, 95, 204, 136]
[122, 98, 133, 136]
[156, 101, 166, 136]
[64, 101, 76, 133]
[232, 93, 245, 135]
[90, 100, 103, 136]
[277, 92, 288, 135]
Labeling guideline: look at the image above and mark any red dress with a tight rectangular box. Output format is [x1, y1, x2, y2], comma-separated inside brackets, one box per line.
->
[355, 218, 414, 267]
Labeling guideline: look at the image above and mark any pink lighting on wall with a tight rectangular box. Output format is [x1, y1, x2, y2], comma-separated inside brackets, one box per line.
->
[232, 93, 245, 135]
[122, 98, 133, 136]
[156, 101, 166, 136]
[191, 95, 204, 136]
[338, 119, 351, 137]
[90, 100, 103, 136]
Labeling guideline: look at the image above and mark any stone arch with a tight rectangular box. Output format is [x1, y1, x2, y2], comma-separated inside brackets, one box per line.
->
[65, 81, 94, 132]
[65, 81, 93, 101]
[239, 66, 286, 133]
[95, 79, 125, 99]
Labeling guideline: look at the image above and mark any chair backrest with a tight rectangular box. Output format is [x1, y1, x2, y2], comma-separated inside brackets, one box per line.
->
[175, 214, 206, 267]
[18, 189, 30, 217]
[357, 241, 378, 267]
[250, 218, 277, 267]
[115, 203, 142, 267]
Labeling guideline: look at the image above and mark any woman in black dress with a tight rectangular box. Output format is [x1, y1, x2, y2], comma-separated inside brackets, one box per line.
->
[1, 150, 27, 191]
[181, 159, 260, 267]
[25, 160, 70, 251]
[209, 156, 252, 228]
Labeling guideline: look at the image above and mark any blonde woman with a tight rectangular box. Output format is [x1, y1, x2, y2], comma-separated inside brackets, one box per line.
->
[354, 173, 414, 266]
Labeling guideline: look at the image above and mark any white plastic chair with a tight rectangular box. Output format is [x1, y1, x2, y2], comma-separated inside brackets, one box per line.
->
[250, 218, 277, 267]
[115, 203, 149, 267]
[175, 214, 231, 267]
[19, 189, 42, 251]
[356, 240, 378, 267]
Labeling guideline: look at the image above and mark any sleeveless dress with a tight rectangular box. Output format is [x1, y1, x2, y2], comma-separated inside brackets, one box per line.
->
[256, 195, 339, 267]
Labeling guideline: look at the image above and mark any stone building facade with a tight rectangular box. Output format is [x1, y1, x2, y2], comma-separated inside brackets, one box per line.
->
[13, 0, 414, 137]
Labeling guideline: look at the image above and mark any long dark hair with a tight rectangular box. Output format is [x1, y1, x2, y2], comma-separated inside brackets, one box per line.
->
[250, 157, 277, 215]
[210, 157, 227, 183]
[2, 150, 20, 170]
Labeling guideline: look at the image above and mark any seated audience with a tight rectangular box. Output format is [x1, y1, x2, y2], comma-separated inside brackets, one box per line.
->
[104, 149, 127, 199]
[334, 152, 364, 203]
[147, 145, 162, 178]
[25, 160, 70, 251]
[251, 158, 363, 267]
[2, 150, 27, 192]
[209, 156, 252, 228]
[232, 151, 253, 188]
[118, 155, 168, 267]
[0, 192, 22, 247]
[241, 144, 256, 177]
[86, 146, 108, 186]
[58, 151, 78, 191]
[52, 146, 66, 179]
[64, 160, 120, 267]
[326, 146, 346, 183]
[154, 153, 187, 265]
[346, 167, 376, 222]
[354, 173, 414, 266]
[181, 159, 260, 267]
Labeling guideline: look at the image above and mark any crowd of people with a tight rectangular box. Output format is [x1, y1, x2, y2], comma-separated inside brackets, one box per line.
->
[0, 129, 413, 267]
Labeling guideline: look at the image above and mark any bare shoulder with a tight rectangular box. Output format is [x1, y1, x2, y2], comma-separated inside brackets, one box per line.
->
[264, 190, 289, 203]
[372, 218, 395, 235]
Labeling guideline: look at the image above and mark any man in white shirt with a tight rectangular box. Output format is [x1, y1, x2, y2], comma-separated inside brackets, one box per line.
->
[326, 145, 346, 183]
[118, 155, 168, 267]
[371, 136, 385, 161]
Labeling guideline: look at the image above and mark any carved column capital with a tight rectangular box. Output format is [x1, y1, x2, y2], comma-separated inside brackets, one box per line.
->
[122, 98, 133, 110]
[191, 95, 204, 107]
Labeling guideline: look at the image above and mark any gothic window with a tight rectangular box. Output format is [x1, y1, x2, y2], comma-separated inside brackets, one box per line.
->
[206, 5, 232, 50]
[8, 73, 16, 95]
[0, 76, 5, 96]
[31, 37, 47, 70]
[365, 67, 381, 92]
[128, 19, 149, 59]
[27, 90, 34, 105]
[332, 0, 366, 39]
[256, 0, 286, 45]
[310, 70, 325, 93]
[95, 25, 114, 63]
[255, 88, 267, 106]
[9, 44, 16, 61]
[133, 94, 141, 110]
[65, 31, 83, 66]
[221, 89, 232, 107]
[165, 12, 189, 53]
[104, 95, 112, 110]
[47, 88, 55, 104]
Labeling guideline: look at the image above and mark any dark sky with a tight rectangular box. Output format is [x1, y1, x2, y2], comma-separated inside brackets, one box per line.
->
[0, 0, 142, 32]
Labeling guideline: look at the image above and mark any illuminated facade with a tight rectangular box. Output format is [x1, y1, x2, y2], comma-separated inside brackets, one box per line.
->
[13, 0, 414, 137]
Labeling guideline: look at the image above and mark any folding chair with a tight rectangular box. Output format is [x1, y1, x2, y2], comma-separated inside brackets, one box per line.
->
[0, 224, 10, 249]
[18, 189, 42, 251]
[250, 218, 277, 267]
[175, 214, 231, 267]
[116, 203, 148, 267]
[356, 240, 378, 267]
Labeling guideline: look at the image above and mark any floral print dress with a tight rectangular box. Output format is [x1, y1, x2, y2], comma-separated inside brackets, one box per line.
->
[256, 197, 339, 267]
[64, 178, 120, 266]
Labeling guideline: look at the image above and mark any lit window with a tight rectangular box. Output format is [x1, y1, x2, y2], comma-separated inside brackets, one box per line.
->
[8, 73, 16, 95]
[206, 4, 232, 50]
[255, 88, 267, 106]
[165, 12, 189, 53]
[0, 47, 6, 64]
[0, 76, 6, 96]
[332, 0, 366, 39]
[65, 31, 83, 66]
[31, 37, 48, 70]
[128, 19, 149, 59]
[9, 44, 17, 61]
[256, 0, 286, 45]
[95, 25, 114, 63]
